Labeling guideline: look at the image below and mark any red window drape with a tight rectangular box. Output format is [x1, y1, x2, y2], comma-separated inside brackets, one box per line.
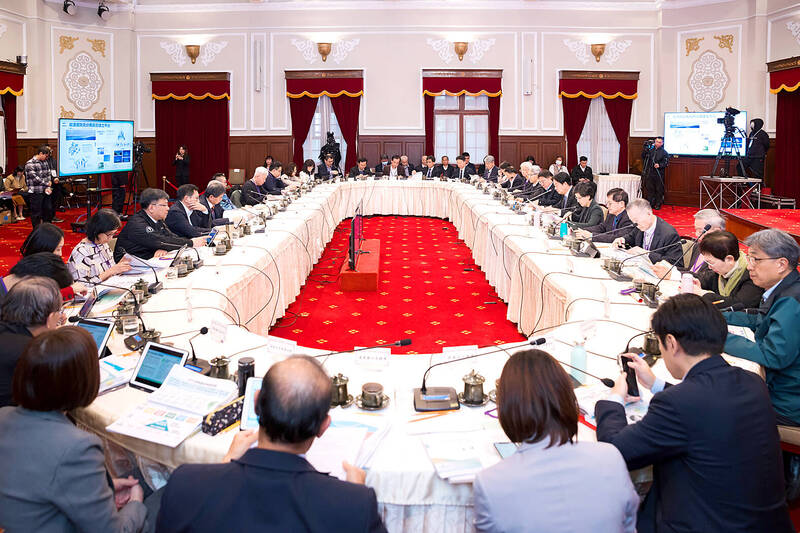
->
[286, 77, 363, 170]
[771, 67, 800, 201]
[0, 72, 23, 172]
[558, 78, 638, 171]
[422, 76, 502, 160]
[152, 79, 229, 190]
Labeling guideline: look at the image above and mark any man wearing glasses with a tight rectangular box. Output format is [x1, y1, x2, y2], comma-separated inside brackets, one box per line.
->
[113, 188, 205, 262]
[723, 229, 800, 428]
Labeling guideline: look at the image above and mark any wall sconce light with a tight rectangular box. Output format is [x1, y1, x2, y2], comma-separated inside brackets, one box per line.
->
[454, 42, 469, 62]
[317, 42, 332, 62]
[590, 43, 606, 62]
[63, 0, 77, 15]
[185, 45, 201, 64]
[97, 1, 111, 20]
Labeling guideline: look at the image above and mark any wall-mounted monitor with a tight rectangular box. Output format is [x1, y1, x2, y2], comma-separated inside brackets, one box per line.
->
[58, 118, 134, 177]
[663, 111, 748, 157]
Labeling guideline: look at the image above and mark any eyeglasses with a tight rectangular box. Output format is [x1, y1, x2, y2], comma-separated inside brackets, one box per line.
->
[155, 202, 169, 208]
[747, 255, 780, 264]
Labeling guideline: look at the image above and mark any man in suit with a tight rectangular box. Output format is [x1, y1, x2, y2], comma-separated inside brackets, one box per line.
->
[374, 154, 389, 175]
[462, 152, 477, 176]
[191, 180, 231, 229]
[166, 183, 211, 239]
[596, 294, 792, 533]
[553, 172, 578, 217]
[612, 198, 683, 265]
[439, 156, 455, 180]
[399, 155, 413, 178]
[501, 167, 526, 193]
[575, 188, 634, 243]
[114, 188, 203, 262]
[642, 136, 669, 210]
[242, 167, 268, 206]
[264, 162, 288, 195]
[570, 156, 594, 185]
[382, 155, 402, 179]
[156, 355, 387, 533]
[533, 170, 562, 206]
[654, 208, 726, 282]
[316, 154, 341, 180]
[454, 155, 470, 181]
[567, 181, 604, 228]
[742, 118, 770, 180]
[482, 156, 499, 182]
[421, 156, 438, 180]
[348, 157, 372, 179]
[513, 165, 544, 200]
[415, 155, 428, 173]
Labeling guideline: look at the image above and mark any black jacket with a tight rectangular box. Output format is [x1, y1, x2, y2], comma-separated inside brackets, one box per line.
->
[264, 174, 286, 195]
[166, 202, 208, 239]
[114, 210, 192, 262]
[0, 322, 33, 407]
[623, 216, 683, 265]
[482, 166, 499, 182]
[172, 155, 190, 179]
[747, 120, 770, 159]
[699, 267, 763, 309]
[515, 181, 544, 200]
[596, 355, 792, 533]
[570, 164, 594, 185]
[583, 209, 634, 243]
[420, 165, 438, 179]
[241, 180, 266, 206]
[439, 165, 456, 179]
[190, 194, 230, 229]
[465, 162, 477, 176]
[348, 166, 373, 178]
[568, 200, 604, 228]
[642, 146, 669, 176]
[502, 174, 526, 192]
[537, 185, 562, 207]
[558, 186, 579, 217]
[316, 163, 341, 180]
[156, 448, 387, 533]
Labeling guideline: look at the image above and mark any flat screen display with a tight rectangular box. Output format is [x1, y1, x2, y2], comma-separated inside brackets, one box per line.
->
[663, 112, 748, 157]
[58, 118, 134, 176]
[129, 342, 189, 392]
[76, 318, 114, 358]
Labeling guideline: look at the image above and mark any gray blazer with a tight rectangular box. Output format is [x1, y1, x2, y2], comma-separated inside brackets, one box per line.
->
[473, 438, 638, 533]
[0, 407, 146, 533]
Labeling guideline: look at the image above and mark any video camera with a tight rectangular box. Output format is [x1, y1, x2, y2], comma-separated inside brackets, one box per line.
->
[134, 141, 151, 159]
[716, 107, 740, 133]
[643, 139, 655, 150]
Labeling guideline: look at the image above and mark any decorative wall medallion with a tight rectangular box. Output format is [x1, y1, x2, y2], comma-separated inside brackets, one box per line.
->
[426, 38, 456, 64]
[92, 108, 107, 120]
[330, 39, 360, 65]
[87, 38, 106, 57]
[0, 24, 7, 39]
[63, 52, 104, 112]
[787, 21, 800, 47]
[685, 37, 704, 56]
[603, 39, 632, 65]
[689, 50, 728, 112]
[199, 41, 228, 66]
[563, 39, 592, 64]
[59, 35, 79, 54]
[59, 106, 75, 119]
[466, 38, 496, 64]
[160, 41, 188, 66]
[713, 34, 734, 53]
[291, 38, 319, 64]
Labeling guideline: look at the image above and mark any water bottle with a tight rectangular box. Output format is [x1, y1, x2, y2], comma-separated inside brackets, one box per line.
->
[570, 343, 587, 385]
[559, 221, 568, 238]
[680, 273, 694, 294]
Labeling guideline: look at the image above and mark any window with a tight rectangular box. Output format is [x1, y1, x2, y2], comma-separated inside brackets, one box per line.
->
[303, 95, 347, 168]
[434, 94, 489, 161]
[576, 97, 619, 174]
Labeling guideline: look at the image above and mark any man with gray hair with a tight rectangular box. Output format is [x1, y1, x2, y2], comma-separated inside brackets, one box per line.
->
[0, 277, 63, 407]
[156, 355, 387, 532]
[242, 166, 268, 206]
[723, 229, 800, 427]
[612, 198, 683, 265]
[191, 180, 231, 229]
[482, 155, 498, 182]
[686, 209, 726, 281]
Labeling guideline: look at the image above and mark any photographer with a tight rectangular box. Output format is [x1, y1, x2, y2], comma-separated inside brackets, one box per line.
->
[742, 118, 770, 180]
[641, 136, 668, 210]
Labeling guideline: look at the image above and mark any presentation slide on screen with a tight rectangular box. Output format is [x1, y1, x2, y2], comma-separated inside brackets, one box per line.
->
[58, 118, 134, 176]
[663, 112, 748, 157]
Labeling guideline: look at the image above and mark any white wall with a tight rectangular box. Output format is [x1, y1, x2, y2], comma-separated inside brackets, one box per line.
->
[1, 0, 799, 141]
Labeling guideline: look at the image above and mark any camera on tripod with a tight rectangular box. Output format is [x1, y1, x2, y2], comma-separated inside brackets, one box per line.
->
[643, 139, 655, 150]
[134, 141, 151, 159]
[716, 107, 740, 133]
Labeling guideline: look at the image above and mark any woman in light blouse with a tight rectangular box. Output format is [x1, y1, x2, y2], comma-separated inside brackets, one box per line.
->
[299, 159, 316, 183]
[3, 165, 27, 221]
[67, 209, 131, 283]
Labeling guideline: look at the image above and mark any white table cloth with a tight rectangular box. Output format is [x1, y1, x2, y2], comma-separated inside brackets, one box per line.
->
[594, 173, 642, 203]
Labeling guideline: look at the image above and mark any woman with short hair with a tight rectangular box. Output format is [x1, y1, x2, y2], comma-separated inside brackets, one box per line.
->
[693, 230, 763, 309]
[67, 208, 131, 283]
[20, 222, 64, 257]
[473, 349, 638, 533]
[299, 159, 316, 183]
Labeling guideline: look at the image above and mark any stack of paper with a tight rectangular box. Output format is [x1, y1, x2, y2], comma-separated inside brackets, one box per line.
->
[107, 366, 238, 447]
[306, 426, 368, 481]
[99, 354, 139, 394]
[421, 432, 487, 484]
[574, 382, 650, 425]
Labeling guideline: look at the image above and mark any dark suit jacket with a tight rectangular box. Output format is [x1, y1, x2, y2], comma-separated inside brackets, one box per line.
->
[454, 166, 470, 181]
[465, 162, 477, 176]
[264, 174, 287, 195]
[190, 194, 230, 229]
[374, 161, 388, 174]
[596, 356, 792, 533]
[0, 322, 32, 407]
[747, 130, 770, 159]
[114, 210, 192, 262]
[583, 210, 634, 243]
[439, 165, 456, 179]
[156, 448, 387, 533]
[172, 155, 190, 180]
[558, 186, 579, 217]
[241, 179, 266, 206]
[420, 165, 438, 179]
[166, 202, 208, 239]
[483, 166, 499, 182]
[537, 185, 562, 207]
[349, 166, 373, 178]
[569, 200, 604, 228]
[316, 163, 341, 180]
[382, 165, 412, 178]
[570, 165, 594, 185]
[623, 216, 683, 265]
[502, 174, 526, 192]
[515, 181, 544, 200]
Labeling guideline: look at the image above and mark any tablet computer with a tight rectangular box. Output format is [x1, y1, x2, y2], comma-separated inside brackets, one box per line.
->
[77, 289, 98, 318]
[205, 227, 219, 246]
[76, 318, 114, 358]
[239, 376, 262, 431]
[128, 341, 189, 392]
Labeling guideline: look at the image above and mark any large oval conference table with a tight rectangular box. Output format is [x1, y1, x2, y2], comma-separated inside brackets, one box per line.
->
[73, 178, 757, 532]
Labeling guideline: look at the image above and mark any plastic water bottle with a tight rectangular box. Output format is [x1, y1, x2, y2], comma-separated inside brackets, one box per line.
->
[559, 221, 568, 238]
[680, 273, 694, 294]
[570, 343, 587, 385]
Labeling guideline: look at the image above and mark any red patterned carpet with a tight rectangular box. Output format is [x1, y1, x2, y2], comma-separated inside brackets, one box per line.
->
[0, 209, 84, 275]
[722, 209, 800, 236]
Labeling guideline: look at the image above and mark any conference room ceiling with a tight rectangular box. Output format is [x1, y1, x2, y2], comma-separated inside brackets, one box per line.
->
[130, 0, 732, 7]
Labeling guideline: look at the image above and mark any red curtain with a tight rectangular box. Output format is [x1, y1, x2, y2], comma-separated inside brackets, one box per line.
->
[770, 68, 800, 94]
[561, 97, 592, 170]
[424, 95, 435, 155]
[154, 97, 229, 190]
[2, 93, 17, 171]
[603, 97, 633, 173]
[289, 97, 320, 169]
[330, 96, 360, 171]
[774, 90, 800, 201]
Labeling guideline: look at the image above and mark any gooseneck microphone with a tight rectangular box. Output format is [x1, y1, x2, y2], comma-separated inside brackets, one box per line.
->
[557, 360, 615, 388]
[618, 239, 687, 268]
[718, 302, 762, 314]
[587, 222, 635, 241]
[117, 246, 163, 294]
[315, 339, 412, 367]
[653, 224, 712, 292]
[187, 327, 211, 375]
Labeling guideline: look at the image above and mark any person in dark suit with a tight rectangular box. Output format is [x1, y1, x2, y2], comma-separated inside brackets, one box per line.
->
[567, 181, 604, 228]
[482, 156, 499, 182]
[453, 156, 470, 181]
[570, 156, 594, 185]
[373, 154, 389, 175]
[690, 231, 763, 309]
[553, 172, 578, 217]
[596, 294, 793, 533]
[191, 180, 231, 229]
[534, 170, 562, 206]
[439, 156, 456, 179]
[575, 188, 634, 243]
[166, 184, 211, 239]
[398, 155, 413, 178]
[264, 162, 288, 195]
[656, 208, 727, 283]
[316, 154, 340, 180]
[114, 188, 201, 262]
[156, 355, 387, 533]
[382, 155, 402, 178]
[172, 145, 190, 186]
[613, 198, 683, 265]
[242, 167, 269, 206]
[501, 167, 526, 193]
[462, 152, 477, 176]
[348, 157, 373, 179]
[642, 137, 669, 210]
[414, 155, 428, 173]
[742, 118, 770, 179]
[420, 156, 438, 180]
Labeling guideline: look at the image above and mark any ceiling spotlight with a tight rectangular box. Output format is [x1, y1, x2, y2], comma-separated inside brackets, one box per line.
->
[63, 0, 77, 15]
[97, 2, 111, 20]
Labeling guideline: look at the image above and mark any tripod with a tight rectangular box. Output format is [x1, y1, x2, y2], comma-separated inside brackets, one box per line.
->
[711, 128, 747, 178]
[123, 154, 149, 216]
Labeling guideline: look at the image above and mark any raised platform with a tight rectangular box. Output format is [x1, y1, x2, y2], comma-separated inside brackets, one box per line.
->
[339, 238, 380, 291]
[722, 209, 800, 246]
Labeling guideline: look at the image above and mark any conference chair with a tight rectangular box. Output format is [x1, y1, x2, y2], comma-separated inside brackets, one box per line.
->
[230, 189, 243, 208]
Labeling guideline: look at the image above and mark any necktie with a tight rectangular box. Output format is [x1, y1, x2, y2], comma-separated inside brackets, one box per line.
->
[460, 169, 464, 179]
[427, 168, 432, 178]
[612, 215, 619, 230]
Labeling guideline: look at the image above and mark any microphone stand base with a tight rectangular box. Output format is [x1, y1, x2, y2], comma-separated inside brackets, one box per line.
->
[606, 269, 632, 282]
[148, 282, 163, 294]
[185, 358, 212, 376]
[642, 294, 660, 309]
[413, 387, 460, 412]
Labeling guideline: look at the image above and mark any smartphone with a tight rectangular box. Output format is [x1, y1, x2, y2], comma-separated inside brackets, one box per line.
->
[206, 227, 218, 246]
[620, 355, 640, 397]
[494, 442, 519, 459]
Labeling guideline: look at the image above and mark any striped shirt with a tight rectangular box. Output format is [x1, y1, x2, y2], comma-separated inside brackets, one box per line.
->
[24, 156, 50, 194]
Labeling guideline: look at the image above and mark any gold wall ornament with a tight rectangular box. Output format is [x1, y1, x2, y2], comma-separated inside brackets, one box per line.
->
[184, 45, 200, 64]
[317, 42, 331, 62]
[59, 36, 79, 54]
[92, 108, 107, 120]
[59, 106, 75, 119]
[713, 34, 734, 53]
[87, 38, 106, 57]
[453, 42, 468, 61]
[685, 37, 704, 56]
[590, 43, 606, 62]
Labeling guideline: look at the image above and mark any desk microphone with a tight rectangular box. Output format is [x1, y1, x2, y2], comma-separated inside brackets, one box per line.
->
[413, 338, 545, 412]
[523, 189, 552, 203]
[117, 246, 163, 294]
[587, 222, 634, 241]
[187, 327, 211, 375]
[315, 339, 412, 366]
[610, 240, 688, 281]
[718, 302, 762, 314]
[76, 280, 156, 350]
[653, 224, 712, 292]
[557, 360, 615, 388]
